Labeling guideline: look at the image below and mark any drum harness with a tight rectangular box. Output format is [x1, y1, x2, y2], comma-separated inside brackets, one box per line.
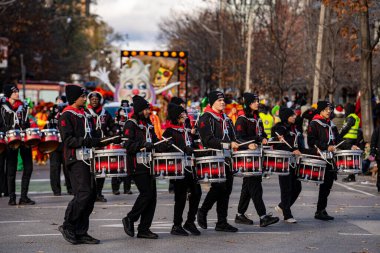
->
[311, 119, 335, 165]
[128, 118, 153, 169]
[1, 103, 28, 129]
[88, 108, 106, 138]
[170, 126, 194, 174]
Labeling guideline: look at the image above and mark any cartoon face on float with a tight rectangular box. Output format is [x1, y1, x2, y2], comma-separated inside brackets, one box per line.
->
[116, 58, 156, 103]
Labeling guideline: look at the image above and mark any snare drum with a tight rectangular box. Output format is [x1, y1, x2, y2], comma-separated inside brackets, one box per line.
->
[262, 150, 293, 175]
[334, 150, 363, 175]
[297, 157, 326, 184]
[38, 129, 60, 154]
[232, 150, 262, 177]
[6, 129, 22, 150]
[92, 144, 127, 178]
[0, 132, 6, 154]
[152, 152, 185, 179]
[23, 128, 41, 147]
[195, 155, 226, 183]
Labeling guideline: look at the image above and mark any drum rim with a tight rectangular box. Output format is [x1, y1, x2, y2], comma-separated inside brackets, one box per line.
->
[41, 129, 58, 133]
[93, 150, 126, 156]
[232, 150, 261, 156]
[334, 150, 363, 155]
[153, 152, 185, 158]
[195, 158, 225, 164]
[6, 129, 21, 134]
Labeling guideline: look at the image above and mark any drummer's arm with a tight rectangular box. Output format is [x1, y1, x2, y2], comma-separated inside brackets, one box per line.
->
[198, 117, 223, 149]
[59, 115, 87, 148]
[122, 122, 144, 154]
[307, 122, 326, 154]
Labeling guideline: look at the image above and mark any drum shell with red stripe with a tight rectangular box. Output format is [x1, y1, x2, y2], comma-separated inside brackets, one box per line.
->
[334, 150, 363, 175]
[297, 157, 326, 184]
[153, 152, 185, 179]
[262, 150, 293, 175]
[232, 150, 262, 177]
[0, 132, 6, 154]
[6, 129, 22, 150]
[23, 128, 41, 147]
[38, 129, 60, 154]
[92, 144, 127, 178]
[195, 155, 226, 183]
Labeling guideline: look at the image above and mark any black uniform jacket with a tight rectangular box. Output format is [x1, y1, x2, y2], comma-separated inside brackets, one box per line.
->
[0, 99, 30, 132]
[235, 111, 266, 150]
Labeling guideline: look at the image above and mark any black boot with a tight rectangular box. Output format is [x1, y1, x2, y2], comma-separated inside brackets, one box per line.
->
[171, 225, 189, 236]
[215, 222, 238, 232]
[76, 233, 100, 244]
[122, 217, 134, 237]
[137, 230, 158, 239]
[19, 196, 35, 205]
[235, 214, 253, 225]
[8, 195, 16, 206]
[58, 225, 78, 245]
[314, 210, 334, 221]
[96, 195, 107, 202]
[183, 221, 201, 235]
[197, 209, 207, 229]
[260, 215, 280, 227]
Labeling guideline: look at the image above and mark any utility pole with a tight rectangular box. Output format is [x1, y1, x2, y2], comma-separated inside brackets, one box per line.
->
[219, 0, 224, 90]
[20, 54, 26, 100]
[312, 2, 326, 104]
[245, 13, 253, 92]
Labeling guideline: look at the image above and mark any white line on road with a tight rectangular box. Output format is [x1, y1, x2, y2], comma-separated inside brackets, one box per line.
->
[338, 233, 374, 236]
[0, 220, 41, 224]
[18, 234, 61, 237]
[335, 182, 376, 197]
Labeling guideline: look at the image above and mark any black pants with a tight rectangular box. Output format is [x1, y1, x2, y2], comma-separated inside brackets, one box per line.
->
[278, 169, 302, 219]
[317, 165, 335, 211]
[7, 146, 33, 198]
[63, 161, 96, 235]
[111, 176, 131, 192]
[127, 173, 157, 232]
[96, 178, 105, 197]
[0, 152, 7, 196]
[173, 172, 202, 226]
[50, 149, 72, 194]
[200, 168, 233, 224]
[237, 176, 266, 217]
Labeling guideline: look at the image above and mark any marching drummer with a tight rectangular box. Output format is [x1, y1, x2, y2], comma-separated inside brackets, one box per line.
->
[307, 101, 358, 221]
[160, 103, 202, 236]
[58, 84, 112, 244]
[197, 90, 239, 233]
[86, 91, 117, 202]
[121, 95, 162, 239]
[0, 84, 35, 206]
[234, 92, 279, 227]
[272, 107, 305, 223]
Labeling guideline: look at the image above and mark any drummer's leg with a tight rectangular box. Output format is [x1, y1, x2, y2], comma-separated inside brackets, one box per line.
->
[200, 183, 219, 213]
[317, 167, 334, 212]
[237, 177, 251, 215]
[138, 175, 157, 232]
[216, 170, 233, 224]
[278, 175, 292, 219]
[6, 148, 18, 200]
[186, 175, 202, 223]
[173, 179, 187, 226]
[19, 146, 33, 200]
[61, 154, 72, 194]
[50, 150, 61, 195]
[95, 178, 106, 202]
[249, 176, 266, 217]
[289, 171, 302, 207]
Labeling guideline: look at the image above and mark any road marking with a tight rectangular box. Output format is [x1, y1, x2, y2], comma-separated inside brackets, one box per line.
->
[335, 182, 376, 197]
[18, 234, 61, 237]
[0, 220, 41, 224]
[338, 233, 374, 236]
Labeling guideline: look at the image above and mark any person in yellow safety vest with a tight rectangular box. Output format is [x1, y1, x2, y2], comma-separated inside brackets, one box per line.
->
[271, 105, 281, 124]
[339, 103, 360, 182]
[259, 104, 274, 139]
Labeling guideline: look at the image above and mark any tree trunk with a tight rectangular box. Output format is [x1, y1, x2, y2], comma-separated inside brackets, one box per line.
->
[359, 0, 373, 142]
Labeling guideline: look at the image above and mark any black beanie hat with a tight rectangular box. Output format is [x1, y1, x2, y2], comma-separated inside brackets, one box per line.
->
[171, 97, 185, 106]
[132, 95, 150, 114]
[120, 100, 129, 107]
[317, 101, 331, 113]
[208, 90, 224, 106]
[168, 103, 186, 122]
[3, 84, 19, 98]
[243, 92, 259, 108]
[66, 84, 86, 105]
[279, 107, 295, 123]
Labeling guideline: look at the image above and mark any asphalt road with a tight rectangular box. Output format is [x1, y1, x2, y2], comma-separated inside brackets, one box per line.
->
[0, 165, 379, 253]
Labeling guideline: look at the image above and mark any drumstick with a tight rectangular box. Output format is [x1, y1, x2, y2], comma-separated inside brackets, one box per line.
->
[100, 135, 121, 143]
[237, 140, 256, 147]
[334, 140, 345, 149]
[299, 153, 324, 159]
[267, 141, 282, 144]
[275, 132, 293, 149]
[140, 137, 173, 151]
[162, 137, 184, 153]
[193, 148, 222, 152]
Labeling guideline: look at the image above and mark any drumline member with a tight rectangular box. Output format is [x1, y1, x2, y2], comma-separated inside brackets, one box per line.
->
[111, 100, 133, 195]
[0, 84, 35, 205]
[121, 95, 162, 239]
[272, 107, 304, 223]
[162, 103, 202, 236]
[86, 91, 116, 202]
[196, 90, 239, 232]
[234, 92, 279, 227]
[58, 84, 112, 244]
[307, 101, 358, 221]
[48, 95, 72, 196]
[0, 98, 7, 198]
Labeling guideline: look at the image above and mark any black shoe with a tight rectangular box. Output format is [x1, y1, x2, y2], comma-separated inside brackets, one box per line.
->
[137, 230, 159, 239]
[113, 190, 120, 195]
[58, 225, 78, 245]
[67, 190, 73, 195]
[76, 233, 100, 244]
[215, 222, 238, 232]
[171, 225, 189, 236]
[19, 197, 36, 205]
[122, 217, 134, 237]
[8, 197, 16, 206]
[53, 192, 61, 196]
[197, 209, 207, 229]
[235, 214, 253, 225]
[342, 174, 356, 182]
[260, 215, 280, 227]
[183, 221, 201, 235]
[124, 190, 133, 194]
[96, 195, 107, 202]
[314, 210, 334, 221]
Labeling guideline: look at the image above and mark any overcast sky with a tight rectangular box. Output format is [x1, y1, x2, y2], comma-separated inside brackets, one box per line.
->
[92, 0, 212, 50]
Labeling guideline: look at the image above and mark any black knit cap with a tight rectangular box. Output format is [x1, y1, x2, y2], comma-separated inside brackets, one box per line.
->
[243, 92, 259, 107]
[317, 101, 332, 113]
[66, 84, 86, 105]
[132, 95, 150, 114]
[171, 97, 185, 106]
[168, 103, 186, 121]
[279, 107, 295, 123]
[208, 90, 225, 106]
[3, 84, 19, 98]
[120, 100, 129, 107]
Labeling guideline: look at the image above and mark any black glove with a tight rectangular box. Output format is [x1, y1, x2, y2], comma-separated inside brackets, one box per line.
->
[184, 146, 194, 156]
[83, 138, 101, 148]
[165, 139, 174, 148]
[143, 141, 154, 151]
